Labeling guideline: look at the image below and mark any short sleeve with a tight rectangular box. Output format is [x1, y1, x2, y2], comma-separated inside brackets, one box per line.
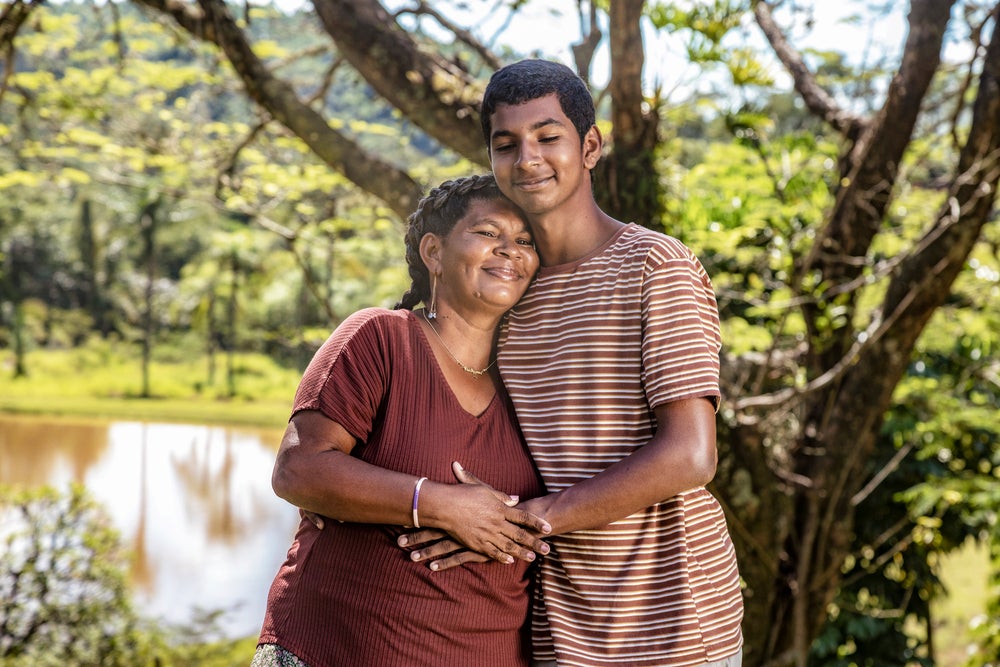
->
[291, 309, 394, 442]
[640, 243, 722, 410]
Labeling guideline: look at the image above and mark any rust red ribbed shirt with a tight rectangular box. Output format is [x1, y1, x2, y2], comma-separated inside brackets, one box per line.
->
[258, 308, 543, 667]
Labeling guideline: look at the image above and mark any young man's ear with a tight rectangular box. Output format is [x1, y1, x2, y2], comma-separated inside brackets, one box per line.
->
[419, 233, 443, 275]
[583, 125, 603, 170]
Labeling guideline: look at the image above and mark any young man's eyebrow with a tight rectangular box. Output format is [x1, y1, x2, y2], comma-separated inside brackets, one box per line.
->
[490, 118, 565, 141]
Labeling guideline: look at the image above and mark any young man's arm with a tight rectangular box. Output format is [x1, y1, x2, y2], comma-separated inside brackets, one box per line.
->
[518, 396, 717, 534]
[406, 396, 716, 569]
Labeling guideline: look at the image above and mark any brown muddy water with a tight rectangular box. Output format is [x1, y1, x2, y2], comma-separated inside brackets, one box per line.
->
[0, 414, 300, 640]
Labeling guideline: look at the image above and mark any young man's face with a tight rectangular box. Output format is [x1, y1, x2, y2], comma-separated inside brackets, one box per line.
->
[487, 94, 601, 220]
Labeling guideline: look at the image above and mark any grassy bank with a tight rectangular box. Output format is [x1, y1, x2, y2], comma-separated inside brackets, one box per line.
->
[0, 344, 300, 428]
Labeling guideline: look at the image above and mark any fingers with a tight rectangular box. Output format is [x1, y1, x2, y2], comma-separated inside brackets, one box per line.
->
[408, 537, 464, 561]
[504, 524, 551, 557]
[508, 507, 552, 536]
[424, 549, 491, 572]
[454, 460, 520, 507]
[452, 460, 482, 485]
[397, 528, 447, 549]
[409, 537, 521, 565]
[408, 530, 548, 566]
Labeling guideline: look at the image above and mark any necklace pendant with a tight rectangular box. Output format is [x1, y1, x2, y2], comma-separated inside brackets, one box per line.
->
[422, 311, 496, 378]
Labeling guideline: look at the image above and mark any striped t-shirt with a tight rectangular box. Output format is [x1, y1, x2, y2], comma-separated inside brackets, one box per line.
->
[498, 223, 744, 666]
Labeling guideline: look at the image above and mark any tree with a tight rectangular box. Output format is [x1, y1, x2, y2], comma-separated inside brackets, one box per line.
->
[0, 485, 156, 665]
[2, 1, 998, 664]
[113, 2, 999, 663]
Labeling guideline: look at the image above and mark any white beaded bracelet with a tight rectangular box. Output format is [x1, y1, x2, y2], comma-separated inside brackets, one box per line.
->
[412, 477, 427, 528]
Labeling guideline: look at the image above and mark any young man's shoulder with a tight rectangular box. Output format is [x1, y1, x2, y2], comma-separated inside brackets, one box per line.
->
[618, 223, 697, 261]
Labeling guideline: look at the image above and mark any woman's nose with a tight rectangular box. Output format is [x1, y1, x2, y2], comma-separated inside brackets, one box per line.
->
[495, 237, 520, 258]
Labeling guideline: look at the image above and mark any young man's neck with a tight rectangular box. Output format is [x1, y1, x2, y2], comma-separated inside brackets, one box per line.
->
[530, 205, 624, 267]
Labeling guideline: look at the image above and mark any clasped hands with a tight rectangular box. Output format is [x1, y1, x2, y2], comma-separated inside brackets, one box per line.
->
[398, 462, 551, 571]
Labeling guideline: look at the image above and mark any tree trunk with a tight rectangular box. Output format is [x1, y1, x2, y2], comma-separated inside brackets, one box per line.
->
[226, 250, 239, 399]
[721, 3, 1000, 665]
[139, 200, 159, 399]
[594, 0, 663, 230]
[206, 283, 217, 387]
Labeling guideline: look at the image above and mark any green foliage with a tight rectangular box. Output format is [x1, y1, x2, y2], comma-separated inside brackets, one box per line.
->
[669, 74, 1000, 661]
[0, 1, 430, 387]
[0, 485, 260, 666]
[0, 485, 159, 666]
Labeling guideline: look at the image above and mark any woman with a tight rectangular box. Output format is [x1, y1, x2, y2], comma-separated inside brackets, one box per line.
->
[252, 174, 549, 667]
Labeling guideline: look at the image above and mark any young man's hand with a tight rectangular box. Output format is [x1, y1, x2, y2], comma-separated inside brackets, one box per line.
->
[397, 461, 551, 571]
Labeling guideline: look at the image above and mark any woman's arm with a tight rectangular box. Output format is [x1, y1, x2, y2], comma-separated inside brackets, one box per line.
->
[272, 409, 551, 564]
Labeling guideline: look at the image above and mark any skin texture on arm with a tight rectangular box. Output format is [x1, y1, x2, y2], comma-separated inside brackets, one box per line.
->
[407, 397, 717, 569]
[272, 409, 551, 564]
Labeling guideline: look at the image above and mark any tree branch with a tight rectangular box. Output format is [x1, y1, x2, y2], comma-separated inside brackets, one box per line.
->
[310, 0, 489, 164]
[399, 1, 503, 71]
[131, 0, 423, 220]
[753, 0, 865, 139]
[0, 0, 45, 106]
[571, 0, 601, 84]
[801, 0, 957, 285]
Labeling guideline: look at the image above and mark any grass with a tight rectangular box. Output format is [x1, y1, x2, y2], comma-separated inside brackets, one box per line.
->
[931, 540, 993, 666]
[0, 343, 301, 429]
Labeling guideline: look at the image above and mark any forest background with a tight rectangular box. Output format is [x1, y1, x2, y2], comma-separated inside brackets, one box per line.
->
[0, 0, 998, 666]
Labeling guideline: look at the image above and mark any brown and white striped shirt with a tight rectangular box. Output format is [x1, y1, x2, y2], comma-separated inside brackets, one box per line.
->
[498, 223, 744, 666]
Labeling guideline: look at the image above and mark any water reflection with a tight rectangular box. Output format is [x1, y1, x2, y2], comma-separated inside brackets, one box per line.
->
[0, 415, 299, 639]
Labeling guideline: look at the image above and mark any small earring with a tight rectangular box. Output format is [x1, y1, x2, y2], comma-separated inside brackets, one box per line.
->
[427, 275, 438, 319]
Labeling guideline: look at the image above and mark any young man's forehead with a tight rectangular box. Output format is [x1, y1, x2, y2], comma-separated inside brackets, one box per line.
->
[489, 97, 571, 133]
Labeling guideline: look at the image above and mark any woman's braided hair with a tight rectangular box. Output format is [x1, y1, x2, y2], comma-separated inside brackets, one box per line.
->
[394, 174, 506, 311]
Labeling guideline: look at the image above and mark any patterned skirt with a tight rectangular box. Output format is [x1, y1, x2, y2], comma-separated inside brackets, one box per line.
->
[251, 643, 311, 667]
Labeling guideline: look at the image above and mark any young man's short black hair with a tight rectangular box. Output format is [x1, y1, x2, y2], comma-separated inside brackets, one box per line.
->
[480, 59, 596, 148]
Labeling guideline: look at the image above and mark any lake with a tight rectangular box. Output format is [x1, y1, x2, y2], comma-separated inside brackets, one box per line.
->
[0, 414, 300, 640]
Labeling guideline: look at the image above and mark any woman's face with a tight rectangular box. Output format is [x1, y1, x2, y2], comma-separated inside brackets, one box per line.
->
[430, 197, 538, 317]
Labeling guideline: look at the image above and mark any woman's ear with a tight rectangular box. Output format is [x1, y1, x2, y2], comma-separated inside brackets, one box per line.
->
[419, 232, 443, 275]
[583, 125, 603, 170]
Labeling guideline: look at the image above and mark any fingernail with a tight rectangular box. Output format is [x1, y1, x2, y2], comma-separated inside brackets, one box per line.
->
[541, 543, 550, 554]
[455, 462, 465, 471]
[410, 550, 421, 561]
[398, 536, 408, 546]
[543, 523, 552, 534]
[504, 555, 514, 564]
[526, 552, 535, 561]
[430, 562, 439, 571]
[509, 495, 519, 503]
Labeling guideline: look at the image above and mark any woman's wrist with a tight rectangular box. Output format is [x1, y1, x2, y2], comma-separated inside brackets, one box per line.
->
[411, 476, 428, 527]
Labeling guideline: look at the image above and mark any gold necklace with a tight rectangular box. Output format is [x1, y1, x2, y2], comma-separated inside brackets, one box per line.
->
[422, 311, 496, 378]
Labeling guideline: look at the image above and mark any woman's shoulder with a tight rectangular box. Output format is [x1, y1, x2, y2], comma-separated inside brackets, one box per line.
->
[325, 307, 416, 349]
[341, 307, 413, 328]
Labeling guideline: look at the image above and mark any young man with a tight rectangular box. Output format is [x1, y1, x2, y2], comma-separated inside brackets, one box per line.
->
[488, 59, 742, 667]
[409, 59, 744, 666]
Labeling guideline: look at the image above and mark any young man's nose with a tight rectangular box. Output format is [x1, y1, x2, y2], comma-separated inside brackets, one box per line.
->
[516, 141, 541, 168]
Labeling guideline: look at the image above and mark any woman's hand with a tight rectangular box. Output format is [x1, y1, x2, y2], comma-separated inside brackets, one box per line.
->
[399, 461, 551, 570]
